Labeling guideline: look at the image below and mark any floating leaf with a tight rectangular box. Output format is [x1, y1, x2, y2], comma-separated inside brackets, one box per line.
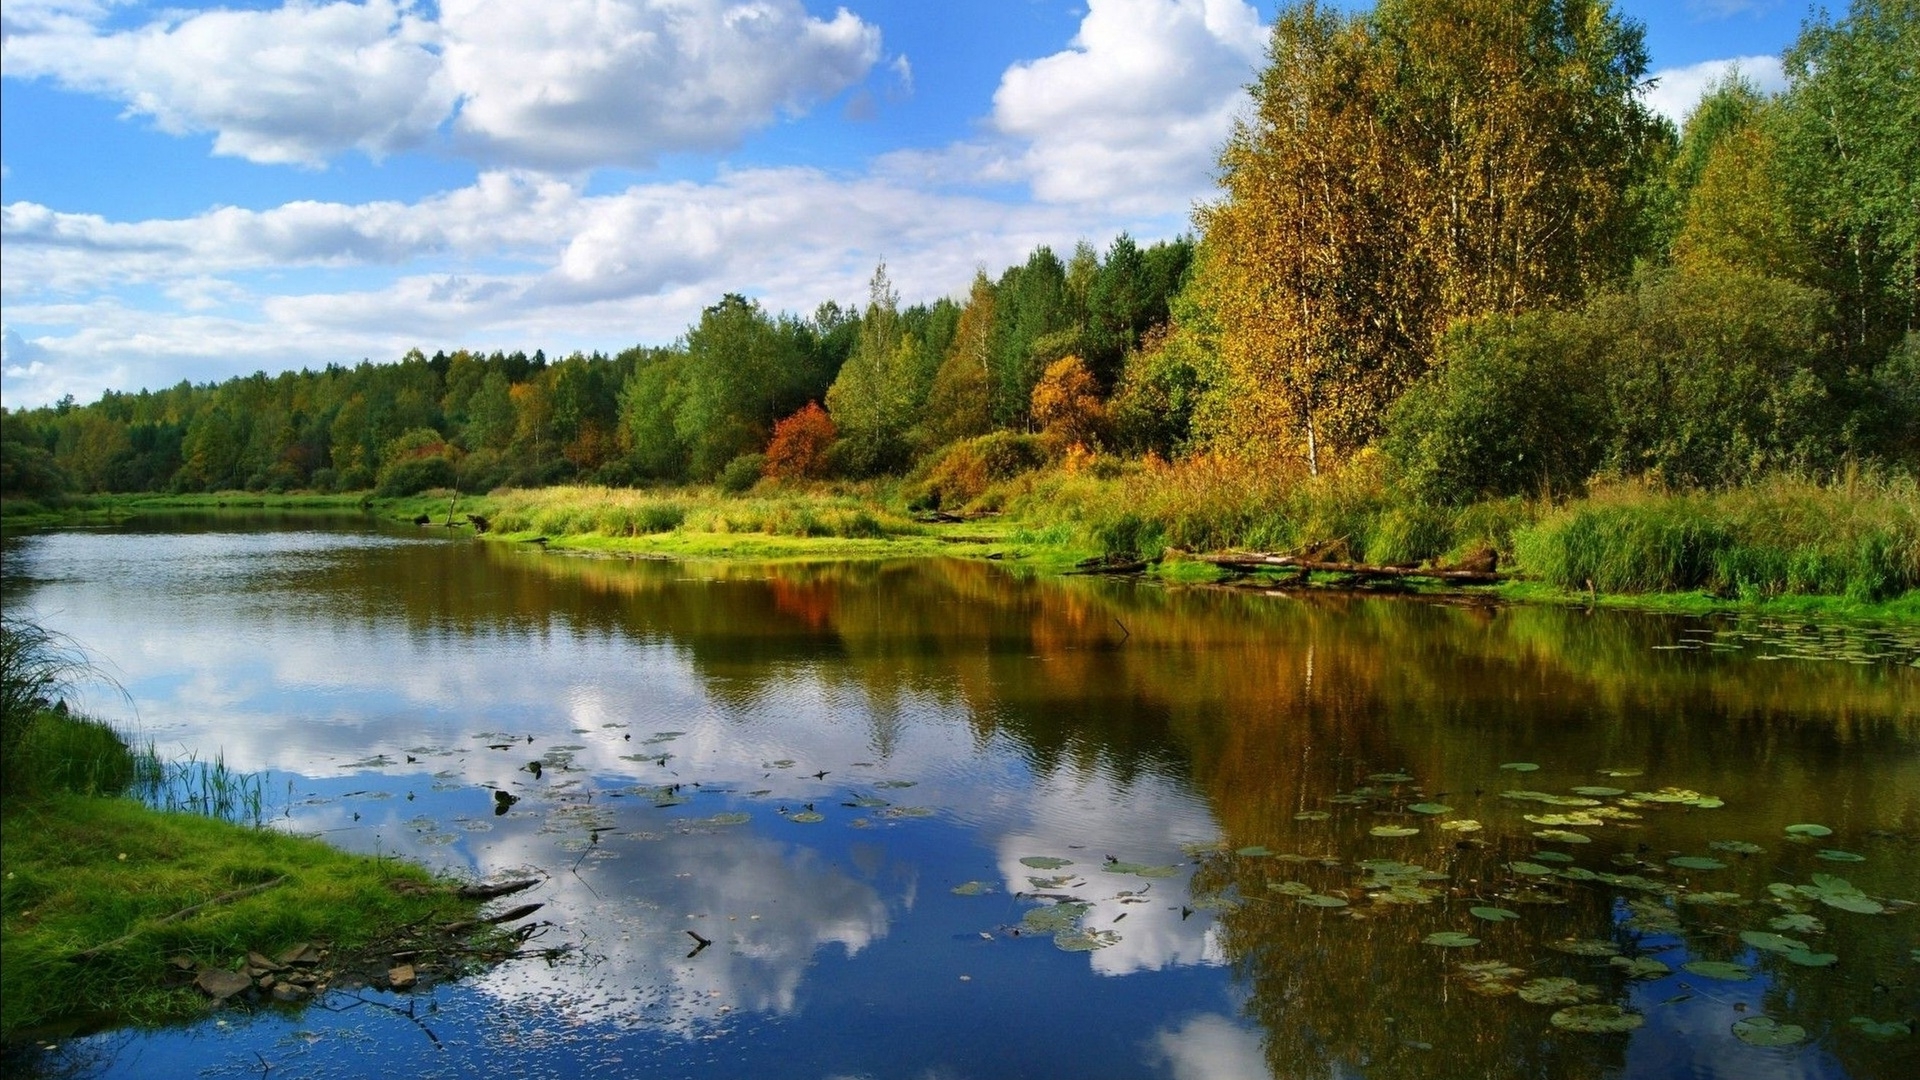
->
[1471, 906, 1520, 922]
[1668, 856, 1727, 871]
[1019, 856, 1074, 870]
[883, 806, 936, 819]
[1848, 1017, 1912, 1039]
[1500, 762, 1541, 772]
[1739, 931, 1807, 954]
[1819, 893, 1886, 915]
[1424, 931, 1480, 948]
[1572, 786, 1627, 797]
[874, 779, 918, 789]
[1610, 956, 1672, 979]
[1678, 891, 1746, 906]
[1053, 928, 1118, 952]
[1369, 772, 1415, 783]
[1599, 768, 1645, 778]
[1534, 830, 1593, 844]
[1269, 881, 1314, 896]
[1438, 819, 1483, 832]
[1370, 826, 1420, 838]
[1021, 902, 1089, 933]
[788, 810, 825, 823]
[1732, 1017, 1806, 1047]
[1508, 862, 1554, 876]
[1768, 913, 1824, 934]
[706, 812, 751, 826]
[1549, 938, 1621, 957]
[1526, 813, 1605, 827]
[1297, 894, 1349, 908]
[845, 796, 889, 808]
[1784, 823, 1833, 838]
[1293, 810, 1332, 822]
[1709, 840, 1765, 855]
[1236, 845, 1274, 857]
[1782, 949, 1839, 967]
[1816, 849, 1866, 863]
[1501, 791, 1601, 807]
[1681, 960, 1752, 981]
[1530, 851, 1576, 864]
[951, 881, 993, 896]
[1407, 803, 1452, 815]
[1027, 875, 1073, 889]
[1518, 977, 1599, 1005]
[1552, 1005, 1645, 1034]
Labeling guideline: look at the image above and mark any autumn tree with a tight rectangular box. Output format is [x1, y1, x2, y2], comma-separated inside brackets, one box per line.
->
[1030, 355, 1104, 447]
[918, 271, 998, 452]
[763, 402, 837, 480]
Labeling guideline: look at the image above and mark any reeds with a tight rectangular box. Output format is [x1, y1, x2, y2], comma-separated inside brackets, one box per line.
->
[137, 749, 269, 827]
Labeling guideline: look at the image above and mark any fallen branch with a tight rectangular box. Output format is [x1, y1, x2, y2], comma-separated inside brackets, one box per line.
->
[1194, 551, 1506, 585]
[72, 877, 287, 962]
[456, 878, 539, 901]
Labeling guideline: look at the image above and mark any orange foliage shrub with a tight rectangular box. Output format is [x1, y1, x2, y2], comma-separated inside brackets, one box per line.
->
[763, 402, 837, 480]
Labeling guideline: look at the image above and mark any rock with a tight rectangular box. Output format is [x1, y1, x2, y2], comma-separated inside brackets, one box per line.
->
[277, 943, 321, 966]
[168, 955, 196, 972]
[195, 969, 254, 1001]
[387, 964, 417, 991]
[257, 975, 277, 991]
[247, 951, 285, 972]
[271, 983, 310, 1003]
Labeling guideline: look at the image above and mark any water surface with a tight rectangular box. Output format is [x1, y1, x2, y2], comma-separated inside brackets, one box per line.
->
[6, 516, 1917, 1079]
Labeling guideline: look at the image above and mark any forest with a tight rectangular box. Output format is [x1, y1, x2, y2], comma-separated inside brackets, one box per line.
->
[3, 0, 1915, 538]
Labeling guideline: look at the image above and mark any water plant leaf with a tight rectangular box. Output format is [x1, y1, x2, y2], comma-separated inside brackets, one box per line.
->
[1525, 813, 1605, 827]
[874, 779, 918, 789]
[1269, 881, 1314, 896]
[1551, 1005, 1644, 1034]
[1296, 894, 1349, 908]
[1599, 768, 1644, 778]
[1507, 862, 1554, 876]
[1370, 826, 1420, 838]
[1739, 931, 1807, 954]
[1293, 810, 1332, 821]
[1848, 1016, 1912, 1039]
[1681, 960, 1752, 981]
[1709, 840, 1765, 855]
[1533, 830, 1593, 844]
[1236, 845, 1274, 857]
[1438, 819, 1483, 832]
[1028, 875, 1074, 889]
[1769, 913, 1823, 933]
[1022, 902, 1090, 933]
[1406, 803, 1451, 815]
[951, 881, 993, 896]
[1678, 891, 1745, 906]
[1530, 851, 1575, 863]
[1610, 956, 1672, 979]
[1816, 849, 1866, 862]
[1781, 949, 1838, 967]
[1572, 786, 1627, 797]
[1667, 856, 1727, 871]
[1784, 823, 1833, 838]
[1732, 1017, 1806, 1047]
[1500, 762, 1540, 772]
[1471, 906, 1520, 922]
[845, 796, 889, 808]
[1819, 893, 1886, 915]
[706, 812, 751, 826]
[1423, 931, 1480, 947]
[1517, 977, 1599, 1005]
[1548, 938, 1621, 957]
[1019, 856, 1074, 869]
[1369, 772, 1415, 783]
[788, 810, 825, 823]
[1053, 928, 1119, 952]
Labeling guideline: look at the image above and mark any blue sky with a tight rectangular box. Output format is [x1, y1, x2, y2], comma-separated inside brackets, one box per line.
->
[2, 0, 1808, 407]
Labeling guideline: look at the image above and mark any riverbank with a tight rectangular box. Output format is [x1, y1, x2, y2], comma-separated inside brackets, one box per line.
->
[7, 466, 1917, 623]
[0, 706, 508, 1046]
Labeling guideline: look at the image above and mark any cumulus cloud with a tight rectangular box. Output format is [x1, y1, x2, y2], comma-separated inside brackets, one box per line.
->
[1643, 55, 1787, 128]
[441, 0, 881, 169]
[2, 1, 882, 169]
[989, 0, 1266, 210]
[1, 0, 453, 166]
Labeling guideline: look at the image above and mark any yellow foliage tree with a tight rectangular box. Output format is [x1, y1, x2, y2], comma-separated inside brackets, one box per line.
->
[1030, 355, 1104, 447]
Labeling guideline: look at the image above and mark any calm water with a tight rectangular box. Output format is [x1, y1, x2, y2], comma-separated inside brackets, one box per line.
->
[4, 515, 1917, 1080]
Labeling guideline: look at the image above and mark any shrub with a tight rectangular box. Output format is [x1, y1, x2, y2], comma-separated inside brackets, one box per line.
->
[717, 453, 767, 494]
[764, 402, 837, 481]
[375, 456, 456, 497]
[908, 432, 1051, 510]
[1030, 355, 1105, 446]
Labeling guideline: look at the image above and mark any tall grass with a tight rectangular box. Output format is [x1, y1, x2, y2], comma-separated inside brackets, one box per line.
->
[1, 615, 146, 800]
[1511, 475, 1920, 600]
[136, 750, 269, 827]
[486, 484, 920, 541]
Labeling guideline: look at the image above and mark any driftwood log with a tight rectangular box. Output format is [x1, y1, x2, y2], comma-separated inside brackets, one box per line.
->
[1194, 551, 1506, 585]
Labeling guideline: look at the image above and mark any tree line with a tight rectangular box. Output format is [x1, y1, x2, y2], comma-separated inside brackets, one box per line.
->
[4, 0, 1914, 507]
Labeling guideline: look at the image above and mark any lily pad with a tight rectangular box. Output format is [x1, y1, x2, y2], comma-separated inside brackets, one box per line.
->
[1819, 893, 1886, 915]
[1369, 772, 1415, 783]
[1500, 762, 1541, 772]
[1678, 891, 1746, 906]
[1610, 956, 1672, 979]
[1548, 938, 1621, 957]
[1534, 830, 1593, 844]
[1681, 960, 1752, 981]
[1296, 893, 1349, 908]
[1438, 819, 1483, 832]
[1848, 1016, 1912, 1039]
[706, 812, 752, 826]
[1370, 825, 1420, 838]
[1019, 856, 1074, 870]
[1471, 906, 1520, 922]
[951, 881, 993, 896]
[1236, 845, 1274, 857]
[1407, 803, 1452, 815]
[1518, 977, 1600, 1005]
[1572, 786, 1628, 797]
[1526, 813, 1605, 827]
[1053, 928, 1119, 952]
[1022, 902, 1089, 933]
[1768, 913, 1824, 933]
[1739, 930, 1807, 954]
[1732, 1017, 1807, 1048]
[1668, 856, 1727, 871]
[1709, 840, 1765, 855]
[1507, 862, 1555, 876]
[1781, 949, 1839, 967]
[1599, 768, 1644, 778]
[1551, 1004, 1645, 1034]
[1423, 931, 1481, 948]
[1816, 849, 1866, 863]
[1293, 810, 1332, 822]
[1269, 881, 1315, 896]
[788, 810, 825, 823]
[1784, 823, 1833, 838]
[1530, 851, 1575, 864]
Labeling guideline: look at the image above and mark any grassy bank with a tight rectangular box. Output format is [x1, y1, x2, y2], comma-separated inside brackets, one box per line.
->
[0, 618, 493, 1044]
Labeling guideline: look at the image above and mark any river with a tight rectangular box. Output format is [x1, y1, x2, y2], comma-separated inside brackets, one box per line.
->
[5, 514, 1917, 1079]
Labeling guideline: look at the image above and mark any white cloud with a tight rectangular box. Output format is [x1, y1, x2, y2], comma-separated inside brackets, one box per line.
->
[989, 0, 1266, 210]
[1, 0, 453, 166]
[441, 0, 881, 169]
[1643, 55, 1787, 128]
[2, 1, 882, 170]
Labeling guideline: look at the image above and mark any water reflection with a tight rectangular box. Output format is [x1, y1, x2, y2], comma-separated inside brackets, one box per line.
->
[4, 518, 1917, 1080]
